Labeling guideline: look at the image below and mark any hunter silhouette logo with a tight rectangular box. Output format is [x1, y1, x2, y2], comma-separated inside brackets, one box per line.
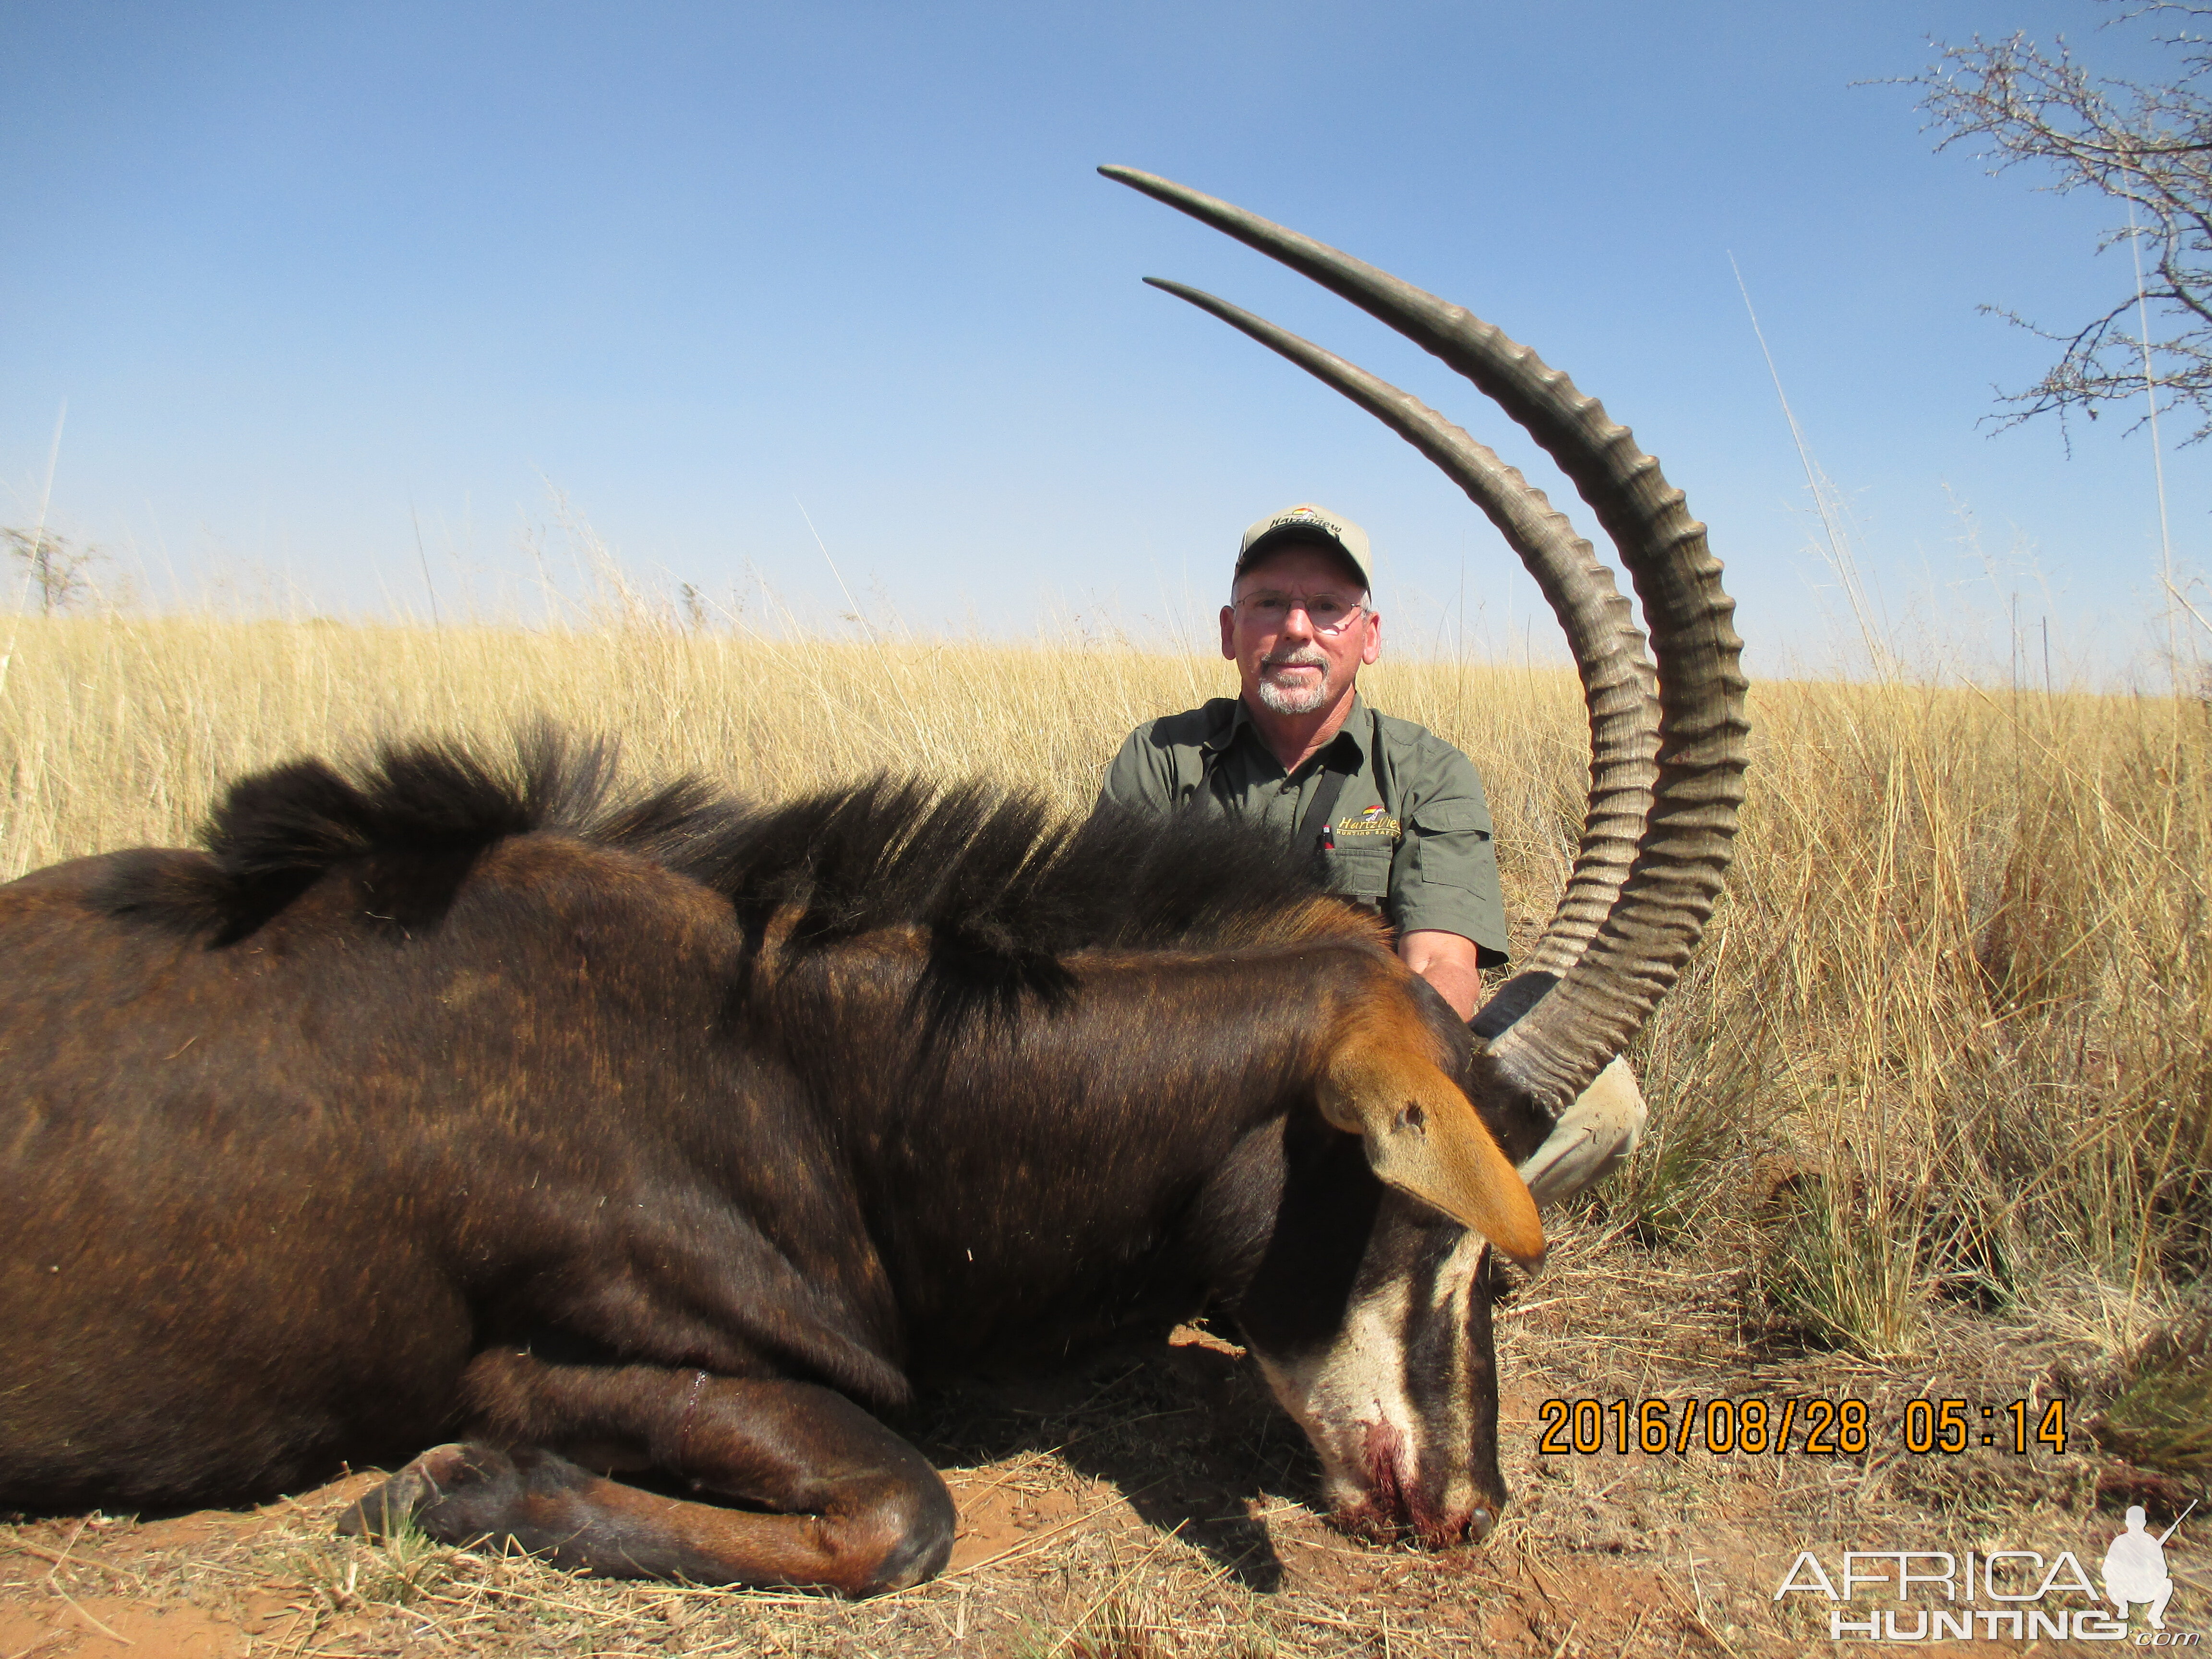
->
[2106, 1502, 2193, 1632]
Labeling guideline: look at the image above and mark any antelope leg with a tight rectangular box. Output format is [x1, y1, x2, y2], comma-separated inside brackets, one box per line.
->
[341, 1353, 954, 1596]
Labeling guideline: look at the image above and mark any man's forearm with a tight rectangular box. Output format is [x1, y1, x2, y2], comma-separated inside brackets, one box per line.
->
[1398, 928, 1482, 1022]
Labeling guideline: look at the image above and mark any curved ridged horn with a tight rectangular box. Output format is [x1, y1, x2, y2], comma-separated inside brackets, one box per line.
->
[1102, 165, 1750, 1123]
[1136, 277, 1659, 991]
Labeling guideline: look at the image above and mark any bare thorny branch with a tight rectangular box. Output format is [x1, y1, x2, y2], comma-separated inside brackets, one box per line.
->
[1910, 2, 2212, 443]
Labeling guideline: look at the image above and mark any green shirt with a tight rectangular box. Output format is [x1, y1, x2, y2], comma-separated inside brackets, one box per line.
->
[1098, 693, 1509, 966]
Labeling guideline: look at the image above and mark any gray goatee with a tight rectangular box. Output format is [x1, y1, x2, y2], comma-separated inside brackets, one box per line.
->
[1254, 649, 1332, 716]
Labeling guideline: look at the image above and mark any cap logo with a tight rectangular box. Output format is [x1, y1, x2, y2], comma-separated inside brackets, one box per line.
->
[1237, 503, 1372, 592]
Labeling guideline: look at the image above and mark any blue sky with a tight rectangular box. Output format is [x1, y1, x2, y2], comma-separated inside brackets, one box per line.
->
[4, 1, 2204, 681]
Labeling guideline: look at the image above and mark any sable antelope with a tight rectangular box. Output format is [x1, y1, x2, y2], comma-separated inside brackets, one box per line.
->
[0, 169, 1745, 1595]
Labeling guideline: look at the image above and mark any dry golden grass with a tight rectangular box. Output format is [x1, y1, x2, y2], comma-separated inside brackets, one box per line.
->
[2, 607, 2208, 1654]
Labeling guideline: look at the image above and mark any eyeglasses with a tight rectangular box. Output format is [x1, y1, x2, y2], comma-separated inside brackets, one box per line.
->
[1234, 592, 1370, 635]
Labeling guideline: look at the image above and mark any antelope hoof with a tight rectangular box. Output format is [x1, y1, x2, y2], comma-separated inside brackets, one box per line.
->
[337, 1442, 495, 1540]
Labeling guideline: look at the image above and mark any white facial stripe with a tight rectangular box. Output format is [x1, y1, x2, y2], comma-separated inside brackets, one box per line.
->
[1430, 1232, 1487, 1521]
[1254, 1230, 1491, 1524]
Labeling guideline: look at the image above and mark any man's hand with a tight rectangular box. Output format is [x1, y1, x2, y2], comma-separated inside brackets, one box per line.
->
[1399, 929, 1482, 1022]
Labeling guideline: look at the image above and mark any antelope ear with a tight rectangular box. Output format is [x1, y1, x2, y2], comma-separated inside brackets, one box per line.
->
[1318, 1042, 1546, 1268]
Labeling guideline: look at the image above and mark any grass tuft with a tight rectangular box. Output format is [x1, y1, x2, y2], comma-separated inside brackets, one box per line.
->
[1758, 1167, 1932, 1360]
[288, 1515, 457, 1611]
[2088, 1311, 2212, 1477]
[1603, 1073, 1743, 1248]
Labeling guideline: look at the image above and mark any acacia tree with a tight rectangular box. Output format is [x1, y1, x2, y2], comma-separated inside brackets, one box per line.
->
[1914, 3, 2212, 443]
[4, 526, 99, 614]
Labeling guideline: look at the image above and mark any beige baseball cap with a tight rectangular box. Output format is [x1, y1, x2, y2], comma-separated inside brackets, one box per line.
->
[1235, 503, 1374, 594]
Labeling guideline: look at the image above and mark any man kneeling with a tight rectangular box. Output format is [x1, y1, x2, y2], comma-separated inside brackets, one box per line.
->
[1097, 503, 1642, 1202]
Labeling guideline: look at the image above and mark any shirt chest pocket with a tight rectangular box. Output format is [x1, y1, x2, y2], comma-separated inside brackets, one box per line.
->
[1323, 840, 1394, 901]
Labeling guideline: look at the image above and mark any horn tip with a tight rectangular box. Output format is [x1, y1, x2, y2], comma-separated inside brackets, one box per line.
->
[1141, 276, 1213, 306]
[1098, 164, 1185, 204]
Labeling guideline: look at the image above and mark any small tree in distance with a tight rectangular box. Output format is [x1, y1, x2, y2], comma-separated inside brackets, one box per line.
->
[4, 525, 101, 614]
[1912, 3, 2212, 445]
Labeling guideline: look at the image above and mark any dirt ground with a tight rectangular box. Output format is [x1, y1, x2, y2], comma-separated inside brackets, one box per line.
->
[4, 1219, 2203, 1659]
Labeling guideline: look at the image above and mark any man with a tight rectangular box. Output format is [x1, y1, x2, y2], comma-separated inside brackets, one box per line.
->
[2103, 1505, 2180, 1631]
[1100, 504, 1500, 1018]
[1099, 504, 1644, 1200]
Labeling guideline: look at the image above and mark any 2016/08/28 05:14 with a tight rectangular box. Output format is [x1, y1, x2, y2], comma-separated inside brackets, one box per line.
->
[1534, 1397, 2068, 1457]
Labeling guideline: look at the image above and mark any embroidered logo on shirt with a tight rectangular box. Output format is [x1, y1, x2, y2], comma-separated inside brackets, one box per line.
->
[1333, 807, 1401, 840]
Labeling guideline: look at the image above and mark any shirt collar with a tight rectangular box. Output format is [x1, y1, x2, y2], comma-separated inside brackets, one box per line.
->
[1208, 690, 1370, 770]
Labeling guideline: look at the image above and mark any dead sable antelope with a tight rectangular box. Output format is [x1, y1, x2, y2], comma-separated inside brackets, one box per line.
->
[0, 169, 1745, 1596]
